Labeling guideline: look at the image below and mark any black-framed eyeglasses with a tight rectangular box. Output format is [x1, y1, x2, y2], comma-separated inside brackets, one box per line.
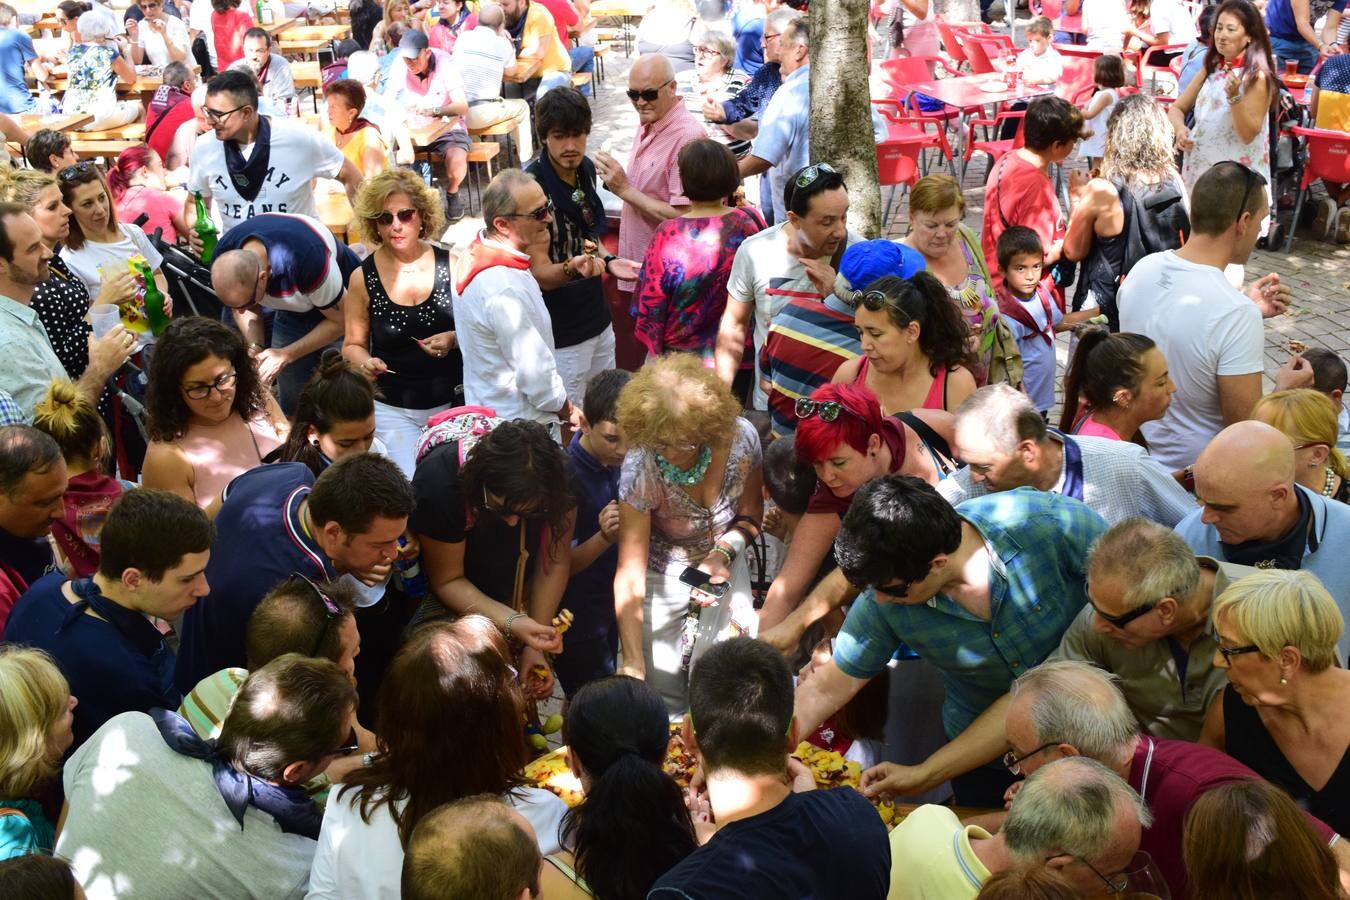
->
[1089, 599, 1158, 631]
[294, 572, 343, 658]
[181, 370, 238, 400]
[331, 726, 360, 757]
[794, 398, 856, 423]
[626, 79, 673, 103]
[795, 162, 838, 188]
[1003, 741, 1058, 774]
[481, 483, 536, 519]
[1217, 642, 1262, 665]
[204, 104, 248, 124]
[1071, 855, 1129, 894]
[58, 160, 98, 183]
[374, 207, 417, 227]
[504, 197, 554, 221]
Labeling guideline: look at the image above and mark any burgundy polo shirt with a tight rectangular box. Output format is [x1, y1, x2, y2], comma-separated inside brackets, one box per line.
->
[1128, 736, 1338, 900]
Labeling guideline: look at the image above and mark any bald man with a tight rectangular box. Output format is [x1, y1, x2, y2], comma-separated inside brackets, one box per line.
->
[594, 54, 704, 294]
[209, 212, 362, 412]
[1174, 420, 1350, 660]
[401, 795, 541, 900]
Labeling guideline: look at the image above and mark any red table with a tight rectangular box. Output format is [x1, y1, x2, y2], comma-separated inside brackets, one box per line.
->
[903, 73, 1055, 181]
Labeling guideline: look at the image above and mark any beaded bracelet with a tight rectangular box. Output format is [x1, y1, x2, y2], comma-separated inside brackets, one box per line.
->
[708, 545, 735, 566]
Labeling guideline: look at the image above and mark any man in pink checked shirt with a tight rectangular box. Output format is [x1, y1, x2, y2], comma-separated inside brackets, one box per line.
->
[593, 54, 705, 297]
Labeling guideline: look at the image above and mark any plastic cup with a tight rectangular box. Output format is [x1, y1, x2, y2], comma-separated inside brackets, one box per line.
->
[1284, 59, 1298, 77]
[89, 304, 121, 338]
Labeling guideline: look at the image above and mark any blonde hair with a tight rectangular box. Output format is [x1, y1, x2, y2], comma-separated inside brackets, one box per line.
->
[1251, 389, 1349, 481]
[1212, 570, 1344, 673]
[0, 646, 70, 797]
[33, 379, 106, 466]
[616, 353, 742, 450]
[352, 167, 444, 246]
[908, 174, 965, 218]
[0, 167, 58, 209]
[1026, 15, 1054, 36]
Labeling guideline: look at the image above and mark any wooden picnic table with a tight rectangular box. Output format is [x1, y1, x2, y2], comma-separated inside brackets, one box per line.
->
[317, 188, 353, 241]
[261, 15, 299, 35]
[587, 0, 646, 56]
[292, 59, 322, 89]
[505, 55, 545, 84]
[15, 111, 92, 133]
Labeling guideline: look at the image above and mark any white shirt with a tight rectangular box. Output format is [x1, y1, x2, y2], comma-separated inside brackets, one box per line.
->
[452, 25, 514, 102]
[1149, 0, 1197, 43]
[1082, 0, 1130, 50]
[939, 432, 1199, 527]
[134, 14, 189, 68]
[188, 0, 215, 64]
[454, 235, 570, 423]
[188, 117, 346, 233]
[1118, 251, 1264, 470]
[60, 222, 164, 298]
[230, 53, 297, 104]
[305, 786, 567, 900]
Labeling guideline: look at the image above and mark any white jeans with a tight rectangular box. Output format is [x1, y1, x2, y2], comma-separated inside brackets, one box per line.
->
[374, 399, 453, 478]
[466, 99, 533, 160]
[553, 326, 617, 407]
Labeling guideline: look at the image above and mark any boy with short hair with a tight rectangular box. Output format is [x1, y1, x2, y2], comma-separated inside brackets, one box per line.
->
[1301, 347, 1350, 452]
[1018, 17, 1064, 85]
[995, 226, 1096, 416]
[649, 638, 890, 899]
[553, 368, 632, 697]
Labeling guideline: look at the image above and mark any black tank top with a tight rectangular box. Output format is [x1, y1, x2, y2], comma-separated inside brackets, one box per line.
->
[364, 245, 463, 410]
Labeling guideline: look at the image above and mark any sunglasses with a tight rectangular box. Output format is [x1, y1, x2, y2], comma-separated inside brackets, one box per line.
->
[481, 483, 536, 519]
[293, 572, 343, 658]
[794, 398, 856, 423]
[1222, 160, 1265, 224]
[504, 197, 554, 221]
[841, 288, 906, 314]
[374, 207, 417, 227]
[331, 726, 360, 758]
[794, 162, 838, 188]
[1089, 599, 1158, 630]
[627, 79, 673, 103]
[875, 577, 914, 598]
[58, 160, 98, 183]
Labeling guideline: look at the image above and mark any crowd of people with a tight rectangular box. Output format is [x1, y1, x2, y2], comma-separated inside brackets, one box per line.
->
[0, 0, 1348, 897]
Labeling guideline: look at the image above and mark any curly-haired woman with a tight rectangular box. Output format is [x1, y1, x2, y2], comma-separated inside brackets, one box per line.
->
[342, 167, 458, 477]
[614, 354, 763, 713]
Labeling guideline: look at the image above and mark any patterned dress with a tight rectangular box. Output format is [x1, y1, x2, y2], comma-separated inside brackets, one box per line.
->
[1182, 66, 1271, 233]
[61, 43, 120, 115]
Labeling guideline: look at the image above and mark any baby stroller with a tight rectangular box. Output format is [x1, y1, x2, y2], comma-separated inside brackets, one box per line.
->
[1264, 76, 1310, 249]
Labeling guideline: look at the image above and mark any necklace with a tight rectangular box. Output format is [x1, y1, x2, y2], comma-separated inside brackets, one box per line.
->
[656, 446, 712, 486]
[1324, 466, 1336, 497]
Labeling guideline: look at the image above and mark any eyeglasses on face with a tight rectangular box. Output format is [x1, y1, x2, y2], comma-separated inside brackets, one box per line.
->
[1090, 599, 1158, 630]
[794, 162, 838, 188]
[1003, 741, 1058, 774]
[204, 104, 248, 124]
[330, 726, 360, 758]
[1074, 855, 1129, 894]
[1217, 642, 1262, 664]
[626, 79, 673, 103]
[481, 483, 537, 519]
[181, 370, 238, 400]
[875, 577, 915, 598]
[794, 398, 855, 423]
[58, 161, 99, 183]
[374, 207, 417, 227]
[504, 197, 554, 222]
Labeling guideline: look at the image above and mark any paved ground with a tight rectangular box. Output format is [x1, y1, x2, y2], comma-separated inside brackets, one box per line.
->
[449, 28, 1350, 397]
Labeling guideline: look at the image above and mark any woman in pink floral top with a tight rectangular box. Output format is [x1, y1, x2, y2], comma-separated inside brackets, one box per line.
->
[633, 140, 764, 363]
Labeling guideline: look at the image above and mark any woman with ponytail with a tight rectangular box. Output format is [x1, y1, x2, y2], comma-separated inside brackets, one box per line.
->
[31, 380, 128, 577]
[832, 272, 976, 417]
[107, 144, 188, 244]
[543, 676, 698, 900]
[271, 349, 381, 476]
[1059, 327, 1176, 443]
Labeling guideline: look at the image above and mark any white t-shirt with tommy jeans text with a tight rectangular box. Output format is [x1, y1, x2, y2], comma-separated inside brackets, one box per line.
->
[187, 117, 345, 233]
[726, 222, 863, 410]
[1118, 250, 1264, 470]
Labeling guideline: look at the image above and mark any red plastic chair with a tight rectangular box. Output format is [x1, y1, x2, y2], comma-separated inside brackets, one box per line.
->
[1056, 56, 1097, 102]
[878, 137, 925, 224]
[935, 17, 990, 70]
[966, 31, 1016, 63]
[880, 55, 963, 88]
[1284, 126, 1350, 251]
[875, 102, 957, 171]
[965, 109, 1026, 181]
[1137, 42, 1187, 89]
[1031, 0, 1063, 18]
[959, 32, 998, 75]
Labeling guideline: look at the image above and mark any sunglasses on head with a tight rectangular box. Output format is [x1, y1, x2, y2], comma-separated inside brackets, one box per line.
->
[58, 160, 99, 183]
[1222, 160, 1265, 224]
[794, 398, 857, 423]
[292, 573, 343, 658]
[626, 79, 673, 103]
[374, 207, 417, 227]
[841, 289, 905, 314]
[504, 197, 555, 222]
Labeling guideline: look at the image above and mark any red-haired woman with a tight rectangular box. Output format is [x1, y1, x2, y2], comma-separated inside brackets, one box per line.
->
[757, 381, 958, 643]
[107, 143, 187, 244]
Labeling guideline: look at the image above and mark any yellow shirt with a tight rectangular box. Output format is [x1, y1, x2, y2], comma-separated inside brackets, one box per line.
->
[522, 1, 570, 76]
[325, 124, 388, 179]
[887, 804, 992, 900]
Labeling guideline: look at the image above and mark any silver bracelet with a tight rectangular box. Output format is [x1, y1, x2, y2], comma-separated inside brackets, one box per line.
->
[504, 611, 528, 633]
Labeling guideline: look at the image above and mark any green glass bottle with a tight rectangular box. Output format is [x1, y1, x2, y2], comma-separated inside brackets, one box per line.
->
[137, 259, 169, 338]
[193, 192, 218, 264]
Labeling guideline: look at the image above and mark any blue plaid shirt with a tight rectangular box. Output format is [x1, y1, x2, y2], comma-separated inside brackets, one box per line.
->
[834, 488, 1109, 738]
[0, 389, 26, 425]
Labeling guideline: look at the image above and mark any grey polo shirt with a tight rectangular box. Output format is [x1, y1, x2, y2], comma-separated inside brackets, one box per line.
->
[0, 293, 68, 416]
[1047, 557, 1255, 742]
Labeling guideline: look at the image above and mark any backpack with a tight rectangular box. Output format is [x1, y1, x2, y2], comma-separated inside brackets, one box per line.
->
[413, 406, 502, 469]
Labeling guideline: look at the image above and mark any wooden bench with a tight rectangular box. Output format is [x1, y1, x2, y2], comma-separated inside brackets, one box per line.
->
[468, 119, 519, 167]
[592, 44, 608, 82]
[464, 142, 501, 214]
[69, 140, 141, 159]
[76, 122, 147, 142]
[571, 72, 592, 90]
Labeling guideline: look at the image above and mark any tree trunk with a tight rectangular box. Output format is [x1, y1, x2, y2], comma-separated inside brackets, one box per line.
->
[809, 0, 881, 238]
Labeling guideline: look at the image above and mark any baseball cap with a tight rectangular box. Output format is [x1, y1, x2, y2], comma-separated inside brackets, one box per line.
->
[836, 240, 927, 299]
[398, 29, 429, 58]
